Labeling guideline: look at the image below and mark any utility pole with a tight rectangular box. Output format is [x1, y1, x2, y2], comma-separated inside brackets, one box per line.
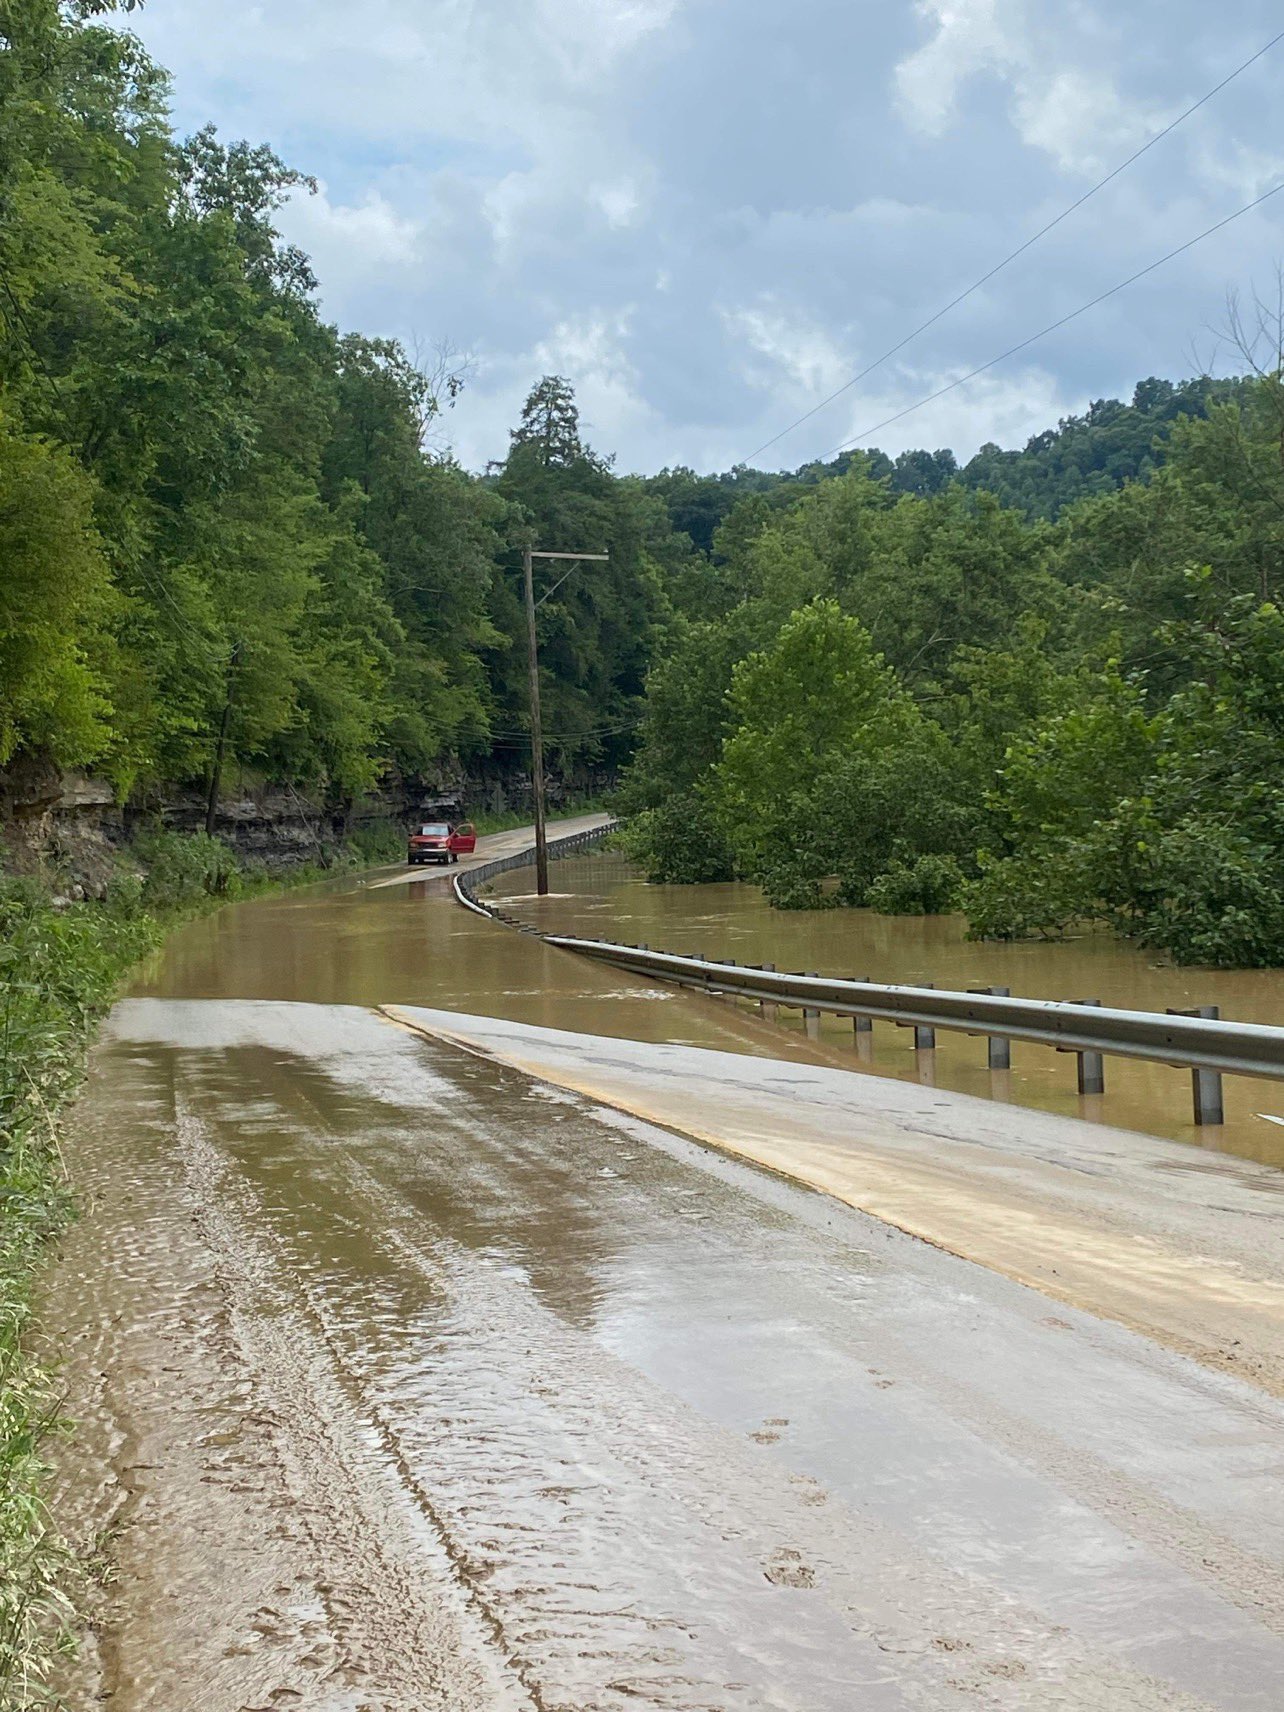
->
[205, 640, 242, 838]
[522, 543, 609, 894]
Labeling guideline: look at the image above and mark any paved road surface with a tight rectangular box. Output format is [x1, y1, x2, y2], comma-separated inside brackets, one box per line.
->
[360, 812, 610, 890]
[39, 819, 1284, 1710]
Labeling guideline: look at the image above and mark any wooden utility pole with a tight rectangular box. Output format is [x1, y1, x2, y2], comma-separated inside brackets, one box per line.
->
[522, 544, 609, 894]
[205, 640, 242, 837]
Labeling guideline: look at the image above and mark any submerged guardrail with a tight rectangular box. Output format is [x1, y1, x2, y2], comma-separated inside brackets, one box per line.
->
[453, 820, 616, 926]
[455, 826, 1284, 1126]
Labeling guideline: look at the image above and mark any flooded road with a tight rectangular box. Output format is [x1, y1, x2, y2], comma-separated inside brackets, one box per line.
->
[491, 853, 1284, 1169]
[43, 823, 1284, 1710]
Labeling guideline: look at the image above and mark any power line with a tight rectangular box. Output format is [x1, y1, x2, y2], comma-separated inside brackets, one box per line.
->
[742, 27, 1284, 466]
[823, 177, 1284, 458]
[486, 716, 643, 744]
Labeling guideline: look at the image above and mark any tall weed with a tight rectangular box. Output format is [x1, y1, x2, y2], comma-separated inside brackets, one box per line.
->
[0, 885, 157, 1704]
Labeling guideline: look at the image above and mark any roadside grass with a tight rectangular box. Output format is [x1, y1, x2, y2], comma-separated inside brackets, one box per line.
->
[0, 883, 157, 1706]
[0, 823, 407, 1705]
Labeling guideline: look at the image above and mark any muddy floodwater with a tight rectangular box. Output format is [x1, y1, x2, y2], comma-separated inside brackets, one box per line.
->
[43, 824, 1284, 1710]
[134, 842, 1284, 1167]
[486, 851, 1284, 1169]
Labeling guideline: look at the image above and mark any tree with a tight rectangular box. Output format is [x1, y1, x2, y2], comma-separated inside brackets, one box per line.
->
[507, 374, 588, 469]
[0, 417, 115, 766]
[711, 601, 965, 907]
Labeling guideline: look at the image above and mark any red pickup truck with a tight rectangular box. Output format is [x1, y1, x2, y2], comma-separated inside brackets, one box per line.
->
[406, 821, 477, 865]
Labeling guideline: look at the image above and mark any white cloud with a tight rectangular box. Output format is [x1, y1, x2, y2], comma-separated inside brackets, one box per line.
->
[534, 0, 679, 81]
[285, 182, 421, 271]
[894, 0, 1018, 137]
[719, 301, 852, 401]
[126, 0, 1284, 476]
[592, 179, 644, 229]
[894, 0, 1160, 175]
[835, 361, 1074, 462]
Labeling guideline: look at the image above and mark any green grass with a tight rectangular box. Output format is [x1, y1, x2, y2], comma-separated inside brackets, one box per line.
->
[0, 822, 409, 1704]
[0, 882, 158, 1706]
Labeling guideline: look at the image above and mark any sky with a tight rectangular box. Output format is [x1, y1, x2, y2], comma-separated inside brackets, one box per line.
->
[124, 1, 1284, 476]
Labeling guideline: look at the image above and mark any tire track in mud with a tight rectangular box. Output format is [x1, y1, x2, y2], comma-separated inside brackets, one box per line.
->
[48, 1041, 532, 1712]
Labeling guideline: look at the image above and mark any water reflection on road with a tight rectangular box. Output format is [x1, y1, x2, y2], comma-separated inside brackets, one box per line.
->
[135, 845, 1284, 1167]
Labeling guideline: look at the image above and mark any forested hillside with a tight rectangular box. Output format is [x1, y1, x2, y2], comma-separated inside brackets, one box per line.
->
[623, 364, 1284, 966]
[5, 1, 1284, 967]
[0, 0, 676, 823]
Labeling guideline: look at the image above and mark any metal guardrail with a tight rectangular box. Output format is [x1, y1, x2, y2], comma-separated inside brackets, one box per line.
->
[454, 824, 1284, 1126]
[544, 938, 1284, 1125]
[453, 821, 616, 927]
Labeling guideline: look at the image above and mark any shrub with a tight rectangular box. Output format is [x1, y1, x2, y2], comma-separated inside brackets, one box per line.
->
[344, 820, 404, 865]
[962, 846, 1094, 940]
[867, 853, 963, 915]
[136, 831, 241, 913]
[759, 858, 831, 911]
[1135, 818, 1284, 967]
[616, 796, 736, 885]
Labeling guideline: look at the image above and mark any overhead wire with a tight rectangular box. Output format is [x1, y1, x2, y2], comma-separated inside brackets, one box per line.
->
[742, 26, 1284, 466]
[822, 176, 1284, 457]
[485, 716, 644, 745]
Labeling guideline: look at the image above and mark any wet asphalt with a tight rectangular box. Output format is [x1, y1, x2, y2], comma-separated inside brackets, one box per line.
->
[41, 829, 1284, 1710]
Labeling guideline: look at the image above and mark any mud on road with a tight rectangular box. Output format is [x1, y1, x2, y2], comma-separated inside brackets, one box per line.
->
[44, 997, 1284, 1711]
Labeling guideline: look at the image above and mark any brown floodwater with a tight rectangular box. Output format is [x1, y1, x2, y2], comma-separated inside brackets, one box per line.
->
[487, 852, 1284, 1169]
[134, 842, 1284, 1167]
[46, 824, 1284, 1708]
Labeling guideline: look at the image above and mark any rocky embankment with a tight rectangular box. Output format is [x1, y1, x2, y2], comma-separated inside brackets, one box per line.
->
[0, 753, 470, 894]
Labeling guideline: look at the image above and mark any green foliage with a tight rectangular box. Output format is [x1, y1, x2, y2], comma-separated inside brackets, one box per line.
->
[615, 795, 735, 885]
[0, 879, 158, 1700]
[343, 820, 405, 866]
[867, 853, 963, 916]
[135, 830, 239, 911]
[0, 7, 682, 817]
[0, 417, 115, 767]
[961, 848, 1096, 942]
[955, 378, 1243, 520]
[626, 363, 1284, 967]
[488, 379, 670, 776]
[705, 601, 972, 909]
[1132, 818, 1284, 968]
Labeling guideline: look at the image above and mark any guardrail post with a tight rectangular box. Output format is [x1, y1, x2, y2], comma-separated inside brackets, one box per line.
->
[1075, 1000, 1105, 1096]
[914, 985, 936, 1051]
[760, 963, 778, 1022]
[1169, 1005, 1225, 1125]
[803, 973, 821, 1039]
[972, 987, 1011, 1069]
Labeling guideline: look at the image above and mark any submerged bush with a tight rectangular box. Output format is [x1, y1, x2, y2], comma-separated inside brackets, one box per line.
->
[1135, 819, 1284, 967]
[961, 847, 1094, 941]
[866, 853, 963, 915]
[616, 796, 736, 885]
